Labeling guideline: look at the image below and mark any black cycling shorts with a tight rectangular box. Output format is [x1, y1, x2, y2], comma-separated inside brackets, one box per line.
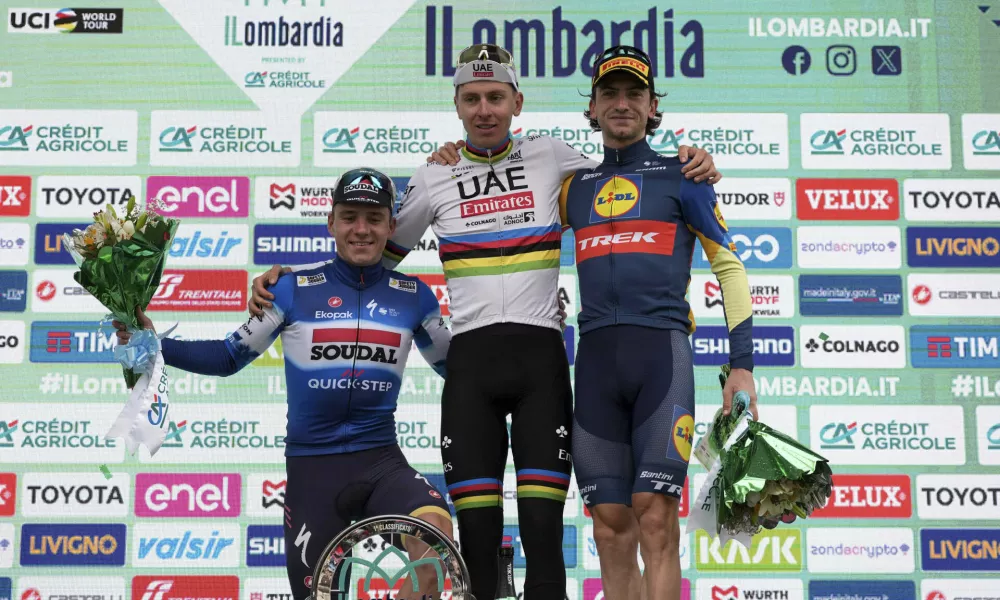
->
[572, 325, 695, 507]
[283, 444, 451, 600]
[440, 323, 574, 511]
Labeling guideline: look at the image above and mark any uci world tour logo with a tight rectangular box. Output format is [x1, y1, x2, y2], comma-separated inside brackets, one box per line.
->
[972, 129, 1000, 155]
[159, 126, 198, 152]
[322, 127, 359, 153]
[820, 421, 857, 450]
[0, 125, 33, 151]
[810, 129, 847, 155]
[648, 128, 686, 153]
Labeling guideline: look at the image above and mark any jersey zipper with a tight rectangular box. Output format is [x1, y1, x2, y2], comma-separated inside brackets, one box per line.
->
[609, 148, 621, 324]
[489, 146, 507, 322]
[345, 272, 364, 452]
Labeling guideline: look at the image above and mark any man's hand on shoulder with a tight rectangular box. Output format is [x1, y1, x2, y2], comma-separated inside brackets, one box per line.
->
[248, 264, 290, 317]
[427, 140, 464, 166]
[678, 145, 722, 185]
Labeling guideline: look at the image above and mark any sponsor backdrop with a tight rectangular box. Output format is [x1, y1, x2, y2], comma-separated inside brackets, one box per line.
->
[0, 0, 998, 598]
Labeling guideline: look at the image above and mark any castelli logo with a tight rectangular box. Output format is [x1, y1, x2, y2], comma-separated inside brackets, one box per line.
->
[328, 297, 343, 308]
[912, 285, 932, 305]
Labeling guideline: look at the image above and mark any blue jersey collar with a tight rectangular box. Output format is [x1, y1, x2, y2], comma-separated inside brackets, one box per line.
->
[603, 137, 653, 165]
[330, 255, 384, 288]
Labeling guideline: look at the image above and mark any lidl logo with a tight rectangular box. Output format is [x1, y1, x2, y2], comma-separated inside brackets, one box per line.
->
[668, 405, 693, 464]
[590, 175, 642, 223]
[695, 529, 802, 571]
[322, 127, 360, 153]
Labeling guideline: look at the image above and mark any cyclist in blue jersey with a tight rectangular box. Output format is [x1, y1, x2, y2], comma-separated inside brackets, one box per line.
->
[114, 168, 453, 600]
[558, 46, 759, 600]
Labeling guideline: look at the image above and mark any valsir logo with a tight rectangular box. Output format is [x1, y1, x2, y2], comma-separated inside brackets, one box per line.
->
[133, 522, 240, 568]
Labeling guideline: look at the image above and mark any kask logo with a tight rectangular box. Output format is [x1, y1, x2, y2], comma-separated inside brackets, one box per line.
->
[322, 126, 360, 153]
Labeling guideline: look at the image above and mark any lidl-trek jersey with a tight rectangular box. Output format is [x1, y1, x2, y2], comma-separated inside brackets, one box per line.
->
[222, 258, 449, 456]
[383, 134, 594, 335]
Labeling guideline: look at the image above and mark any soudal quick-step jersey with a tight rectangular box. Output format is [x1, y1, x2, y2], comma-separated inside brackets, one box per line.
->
[559, 138, 755, 371]
[160, 258, 450, 456]
[383, 134, 594, 335]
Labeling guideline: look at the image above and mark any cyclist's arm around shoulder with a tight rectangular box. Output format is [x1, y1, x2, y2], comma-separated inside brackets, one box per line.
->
[216, 273, 294, 372]
[384, 167, 434, 270]
[411, 277, 450, 379]
[679, 177, 754, 371]
[545, 135, 600, 180]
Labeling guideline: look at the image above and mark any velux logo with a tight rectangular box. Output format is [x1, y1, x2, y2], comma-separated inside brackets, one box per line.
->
[812, 474, 912, 518]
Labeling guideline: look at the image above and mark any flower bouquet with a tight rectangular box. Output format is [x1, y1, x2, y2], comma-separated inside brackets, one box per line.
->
[687, 364, 834, 549]
[63, 197, 180, 455]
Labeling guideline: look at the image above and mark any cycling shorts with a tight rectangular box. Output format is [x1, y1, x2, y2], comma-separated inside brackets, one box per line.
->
[572, 325, 695, 507]
[283, 444, 451, 600]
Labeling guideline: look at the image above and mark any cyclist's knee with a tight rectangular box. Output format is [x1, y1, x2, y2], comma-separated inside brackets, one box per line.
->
[591, 503, 638, 553]
[632, 493, 680, 549]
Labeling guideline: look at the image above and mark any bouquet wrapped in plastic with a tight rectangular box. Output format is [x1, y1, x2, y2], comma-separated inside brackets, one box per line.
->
[63, 197, 180, 455]
[687, 364, 834, 549]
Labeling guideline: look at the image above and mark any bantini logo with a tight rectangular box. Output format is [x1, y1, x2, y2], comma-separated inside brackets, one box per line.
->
[647, 128, 686, 152]
[971, 129, 1000, 155]
[810, 129, 848, 155]
[322, 127, 359, 153]
[820, 421, 858, 450]
[0, 124, 33, 151]
[158, 126, 198, 152]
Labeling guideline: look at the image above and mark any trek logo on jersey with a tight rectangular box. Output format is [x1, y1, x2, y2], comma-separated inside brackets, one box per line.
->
[808, 580, 914, 600]
[921, 528, 1000, 571]
[961, 114, 1000, 170]
[692, 227, 793, 270]
[310, 328, 400, 364]
[695, 529, 802, 571]
[167, 224, 249, 266]
[148, 270, 246, 312]
[29, 321, 117, 362]
[254, 224, 335, 265]
[796, 178, 900, 220]
[416, 274, 450, 316]
[589, 175, 642, 223]
[906, 227, 1000, 268]
[691, 325, 795, 367]
[20, 523, 126, 566]
[910, 326, 1000, 368]
[131, 575, 240, 600]
[799, 274, 903, 316]
[246, 525, 285, 567]
[0, 175, 31, 216]
[811, 474, 912, 518]
[576, 220, 677, 263]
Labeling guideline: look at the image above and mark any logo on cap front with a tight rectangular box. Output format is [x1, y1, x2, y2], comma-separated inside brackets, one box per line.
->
[598, 57, 650, 79]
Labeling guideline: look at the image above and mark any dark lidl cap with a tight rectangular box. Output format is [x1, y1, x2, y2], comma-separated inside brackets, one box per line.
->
[592, 45, 654, 90]
[333, 168, 397, 211]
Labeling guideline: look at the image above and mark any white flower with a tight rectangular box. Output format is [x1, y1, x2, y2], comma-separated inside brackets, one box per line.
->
[122, 220, 136, 238]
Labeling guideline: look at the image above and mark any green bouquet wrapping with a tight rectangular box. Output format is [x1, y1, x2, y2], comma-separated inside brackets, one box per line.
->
[62, 197, 179, 388]
[686, 364, 834, 549]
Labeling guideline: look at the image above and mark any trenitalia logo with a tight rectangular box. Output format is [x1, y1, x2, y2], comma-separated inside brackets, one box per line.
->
[131, 575, 240, 600]
[796, 178, 900, 220]
[19, 523, 126, 566]
[811, 474, 912, 518]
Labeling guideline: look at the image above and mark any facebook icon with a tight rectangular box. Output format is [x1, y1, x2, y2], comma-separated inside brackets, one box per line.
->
[782, 45, 811, 75]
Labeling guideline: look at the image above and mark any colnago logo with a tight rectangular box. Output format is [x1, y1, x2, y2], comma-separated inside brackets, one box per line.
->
[800, 113, 951, 170]
[131, 575, 240, 600]
[811, 405, 964, 466]
[416, 273, 450, 317]
[7, 8, 125, 34]
[0, 109, 137, 166]
[134, 523, 240, 567]
[692, 227, 792, 270]
[426, 7, 705, 79]
[691, 325, 795, 368]
[904, 179, 1000, 222]
[646, 113, 790, 169]
[711, 177, 792, 220]
[167, 224, 248, 266]
[135, 473, 240, 518]
[795, 178, 900, 220]
[254, 224, 335, 265]
[695, 579, 804, 600]
[0, 175, 31, 216]
[961, 114, 1000, 170]
[907, 274, 1000, 317]
[314, 112, 464, 167]
[921, 528, 1000, 572]
[796, 225, 901, 269]
[310, 328, 400, 364]
[20, 523, 126, 566]
[22, 472, 129, 517]
[460, 190, 535, 218]
[910, 326, 1000, 368]
[906, 227, 1000, 268]
[0, 222, 29, 266]
[692, 274, 793, 319]
[800, 325, 905, 368]
[254, 176, 335, 219]
[35, 175, 139, 218]
[695, 530, 802, 571]
[811, 474, 912, 518]
[807, 528, 915, 574]
[148, 176, 249, 217]
[576, 220, 677, 262]
[148, 270, 246, 312]
[798, 274, 903, 317]
[150, 111, 298, 167]
[917, 474, 1000, 520]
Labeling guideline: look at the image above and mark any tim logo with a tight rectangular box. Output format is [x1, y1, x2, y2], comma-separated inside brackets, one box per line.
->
[158, 126, 197, 152]
[0, 125, 32, 151]
[263, 479, 286, 508]
[810, 129, 848, 155]
[322, 127, 359, 153]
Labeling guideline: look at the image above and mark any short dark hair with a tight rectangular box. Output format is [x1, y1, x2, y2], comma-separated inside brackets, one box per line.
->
[581, 85, 667, 137]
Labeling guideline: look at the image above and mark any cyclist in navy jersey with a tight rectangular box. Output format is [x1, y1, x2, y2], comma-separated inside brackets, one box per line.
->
[114, 168, 453, 600]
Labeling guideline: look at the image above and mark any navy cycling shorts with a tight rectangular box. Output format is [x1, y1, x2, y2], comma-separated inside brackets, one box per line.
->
[572, 325, 695, 508]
